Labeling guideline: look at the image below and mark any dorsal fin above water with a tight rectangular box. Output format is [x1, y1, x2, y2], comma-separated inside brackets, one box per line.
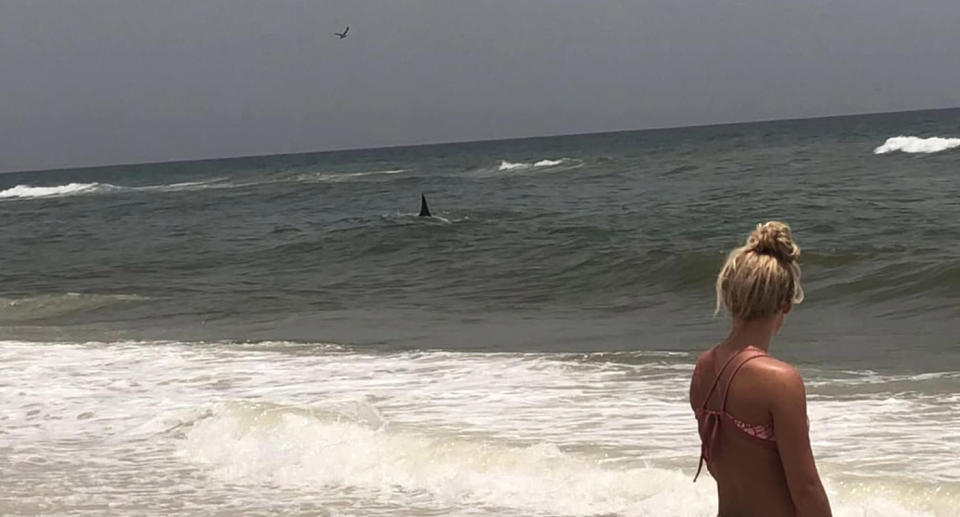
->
[418, 193, 432, 217]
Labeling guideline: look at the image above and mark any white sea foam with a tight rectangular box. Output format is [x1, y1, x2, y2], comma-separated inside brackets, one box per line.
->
[181, 402, 718, 516]
[0, 178, 228, 200]
[497, 160, 528, 171]
[181, 402, 953, 517]
[0, 169, 403, 201]
[297, 168, 410, 183]
[498, 158, 571, 171]
[0, 182, 115, 199]
[135, 178, 229, 192]
[347, 168, 408, 177]
[534, 159, 565, 167]
[873, 136, 960, 154]
[0, 340, 957, 516]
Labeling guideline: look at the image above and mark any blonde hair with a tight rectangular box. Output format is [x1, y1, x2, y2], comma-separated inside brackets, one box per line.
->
[715, 221, 804, 320]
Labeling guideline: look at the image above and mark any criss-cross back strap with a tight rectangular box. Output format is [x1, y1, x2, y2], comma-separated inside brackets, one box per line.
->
[693, 347, 767, 482]
[720, 352, 767, 411]
[697, 349, 742, 411]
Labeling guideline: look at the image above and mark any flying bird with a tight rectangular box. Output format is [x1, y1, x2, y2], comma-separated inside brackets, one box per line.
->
[335, 26, 350, 39]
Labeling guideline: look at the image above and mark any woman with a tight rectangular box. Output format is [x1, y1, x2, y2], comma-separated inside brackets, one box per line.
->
[690, 222, 832, 517]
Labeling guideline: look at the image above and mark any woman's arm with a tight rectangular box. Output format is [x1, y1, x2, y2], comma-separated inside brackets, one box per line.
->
[769, 365, 832, 517]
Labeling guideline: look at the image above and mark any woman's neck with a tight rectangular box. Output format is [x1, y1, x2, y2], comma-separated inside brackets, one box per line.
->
[720, 317, 779, 353]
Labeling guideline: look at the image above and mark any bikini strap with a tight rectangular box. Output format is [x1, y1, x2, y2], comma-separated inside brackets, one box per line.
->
[693, 347, 767, 483]
[698, 348, 746, 411]
[719, 350, 767, 411]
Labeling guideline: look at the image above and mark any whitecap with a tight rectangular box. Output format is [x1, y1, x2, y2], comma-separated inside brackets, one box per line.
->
[498, 160, 531, 171]
[134, 178, 229, 192]
[0, 182, 114, 199]
[297, 168, 409, 183]
[497, 158, 571, 171]
[533, 159, 565, 167]
[873, 136, 960, 154]
[0, 178, 229, 200]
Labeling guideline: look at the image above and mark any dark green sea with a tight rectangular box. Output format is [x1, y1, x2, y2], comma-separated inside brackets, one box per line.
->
[1, 109, 958, 515]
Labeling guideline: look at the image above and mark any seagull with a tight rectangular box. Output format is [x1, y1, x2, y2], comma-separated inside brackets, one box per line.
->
[334, 26, 350, 39]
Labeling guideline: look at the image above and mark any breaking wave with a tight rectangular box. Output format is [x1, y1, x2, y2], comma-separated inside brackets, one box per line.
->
[0, 293, 149, 323]
[296, 168, 410, 183]
[0, 178, 228, 200]
[177, 400, 957, 516]
[873, 136, 960, 154]
[498, 158, 572, 171]
[3, 339, 958, 516]
[178, 401, 718, 516]
[0, 182, 116, 199]
[136, 179, 228, 192]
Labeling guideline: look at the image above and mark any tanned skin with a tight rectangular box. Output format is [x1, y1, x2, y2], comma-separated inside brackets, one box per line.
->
[690, 305, 832, 517]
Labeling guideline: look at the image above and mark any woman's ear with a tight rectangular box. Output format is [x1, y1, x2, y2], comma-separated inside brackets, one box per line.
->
[782, 302, 793, 315]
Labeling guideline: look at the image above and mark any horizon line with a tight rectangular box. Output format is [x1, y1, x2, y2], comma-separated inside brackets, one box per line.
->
[4, 105, 958, 176]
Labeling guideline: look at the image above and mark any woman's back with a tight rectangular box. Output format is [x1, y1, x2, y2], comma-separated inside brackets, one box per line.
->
[691, 345, 798, 516]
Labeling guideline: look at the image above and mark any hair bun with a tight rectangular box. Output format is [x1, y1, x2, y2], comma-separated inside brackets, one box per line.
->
[747, 221, 800, 261]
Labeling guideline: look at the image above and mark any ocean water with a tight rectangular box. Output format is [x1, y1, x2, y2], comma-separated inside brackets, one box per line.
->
[1, 109, 959, 515]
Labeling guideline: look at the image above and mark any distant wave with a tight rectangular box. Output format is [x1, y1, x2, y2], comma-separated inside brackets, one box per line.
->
[343, 168, 407, 178]
[296, 169, 410, 183]
[0, 178, 227, 200]
[0, 169, 408, 200]
[874, 136, 960, 154]
[137, 179, 228, 192]
[0, 182, 116, 199]
[498, 158, 571, 171]
[0, 293, 149, 323]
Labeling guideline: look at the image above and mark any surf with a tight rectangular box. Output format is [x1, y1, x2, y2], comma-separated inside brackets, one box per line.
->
[0, 178, 228, 200]
[0, 182, 115, 199]
[873, 136, 960, 154]
[497, 158, 574, 171]
[176, 400, 957, 516]
[1, 339, 957, 516]
[178, 400, 719, 516]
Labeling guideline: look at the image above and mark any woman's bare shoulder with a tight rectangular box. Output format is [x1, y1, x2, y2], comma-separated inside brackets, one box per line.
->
[689, 348, 716, 406]
[749, 355, 807, 397]
[752, 355, 802, 377]
[694, 345, 719, 365]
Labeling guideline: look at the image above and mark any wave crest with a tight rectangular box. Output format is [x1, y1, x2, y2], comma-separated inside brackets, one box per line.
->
[498, 158, 570, 171]
[296, 168, 409, 183]
[180, 401, 717, 516]
[0, 182, 115, 199]
[0, 178, 229, 200]
[178, 400, 956, 516]
[874, 136, 960, 154]
[0, 293, 148, 323]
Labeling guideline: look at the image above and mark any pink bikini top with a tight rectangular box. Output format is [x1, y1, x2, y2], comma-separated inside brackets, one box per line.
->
[693, 346, 777, 481]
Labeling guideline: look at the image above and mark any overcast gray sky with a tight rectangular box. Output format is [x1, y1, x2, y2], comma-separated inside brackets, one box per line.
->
[2, 1, 959, 172]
